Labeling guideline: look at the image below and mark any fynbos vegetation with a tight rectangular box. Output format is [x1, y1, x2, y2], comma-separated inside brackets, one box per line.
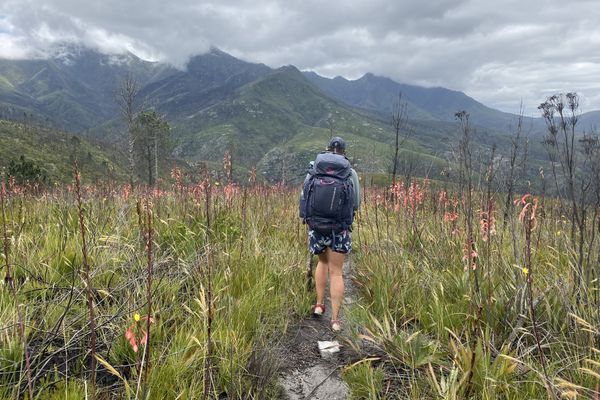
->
[0, 92, 598, 399]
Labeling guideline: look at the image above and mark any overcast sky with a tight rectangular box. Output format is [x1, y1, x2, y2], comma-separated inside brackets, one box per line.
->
[1, 0, 599, 114]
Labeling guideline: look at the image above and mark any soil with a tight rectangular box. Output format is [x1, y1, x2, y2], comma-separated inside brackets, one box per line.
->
[276, 257, 376, 399]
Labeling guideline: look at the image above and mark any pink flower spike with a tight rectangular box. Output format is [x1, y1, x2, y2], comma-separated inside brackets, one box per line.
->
[128, 333, 138, 352]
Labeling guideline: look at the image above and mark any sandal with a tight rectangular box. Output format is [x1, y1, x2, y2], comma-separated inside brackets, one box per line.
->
[331, 319, 342, 332]
[312, 303, 326, 316]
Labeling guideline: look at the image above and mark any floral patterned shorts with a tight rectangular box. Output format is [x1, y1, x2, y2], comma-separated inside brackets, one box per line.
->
[308, 229, 352, 255]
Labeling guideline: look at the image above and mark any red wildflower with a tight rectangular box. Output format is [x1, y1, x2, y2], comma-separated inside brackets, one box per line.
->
[124, 314, 155, 353]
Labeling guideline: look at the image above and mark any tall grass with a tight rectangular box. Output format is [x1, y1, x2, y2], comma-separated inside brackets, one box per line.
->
[73, 162, 97, 396]
[0, 181, 311, 398]
[348, 182, 599, 399]
[0, 174, 598, 399]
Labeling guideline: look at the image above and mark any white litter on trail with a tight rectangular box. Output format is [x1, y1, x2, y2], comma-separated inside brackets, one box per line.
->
[318, 340, 341, 358]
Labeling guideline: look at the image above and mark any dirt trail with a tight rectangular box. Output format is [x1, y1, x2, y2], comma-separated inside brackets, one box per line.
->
[277, 258, 363, 399]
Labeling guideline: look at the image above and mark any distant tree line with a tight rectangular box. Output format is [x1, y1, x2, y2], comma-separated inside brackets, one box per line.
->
[117, 74, 171, 187]
[5, 155, 48, 185]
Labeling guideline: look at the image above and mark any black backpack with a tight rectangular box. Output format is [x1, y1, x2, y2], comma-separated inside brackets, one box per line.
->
[299, 152, 355, 233]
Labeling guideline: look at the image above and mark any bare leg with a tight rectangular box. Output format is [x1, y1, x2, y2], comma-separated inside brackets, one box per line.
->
[328, 249, 346, 321]
[315, 251, 329, 307]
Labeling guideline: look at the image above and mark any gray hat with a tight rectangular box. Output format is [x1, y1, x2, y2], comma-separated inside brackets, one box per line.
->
[328, 136, 346, 153]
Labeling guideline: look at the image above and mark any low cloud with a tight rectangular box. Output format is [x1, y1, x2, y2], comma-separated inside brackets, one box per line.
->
[1, 0, 599, 112]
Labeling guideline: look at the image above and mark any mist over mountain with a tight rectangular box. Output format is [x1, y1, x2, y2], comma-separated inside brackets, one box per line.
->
[1, 46, 597, 184]
[0, 45, 169, 131]
[140, 48, 272, 119]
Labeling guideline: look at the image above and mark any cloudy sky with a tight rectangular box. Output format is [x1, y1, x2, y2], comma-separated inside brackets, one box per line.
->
[1, 0, 599, 114]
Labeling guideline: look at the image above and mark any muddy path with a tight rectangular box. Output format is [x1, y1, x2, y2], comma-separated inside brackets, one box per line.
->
[277, 257, 373, 399]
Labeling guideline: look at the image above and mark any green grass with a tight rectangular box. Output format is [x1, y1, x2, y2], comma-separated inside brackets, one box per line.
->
[347, 187, 599, 399]
[0, 176, 598, 399]
[0, 184, 313, 398]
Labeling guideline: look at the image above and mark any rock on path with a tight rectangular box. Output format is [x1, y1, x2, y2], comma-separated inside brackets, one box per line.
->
[280, 365, 349, 400]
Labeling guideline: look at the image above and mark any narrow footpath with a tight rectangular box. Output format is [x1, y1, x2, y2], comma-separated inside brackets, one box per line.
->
[277, 258, 366, 399]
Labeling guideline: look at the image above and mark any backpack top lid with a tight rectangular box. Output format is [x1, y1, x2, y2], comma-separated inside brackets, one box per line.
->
[312, 152, 351, 179]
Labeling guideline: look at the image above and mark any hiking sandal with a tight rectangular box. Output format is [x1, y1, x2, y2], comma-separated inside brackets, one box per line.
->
[312, 303, 326, 317]
[331, 319, 342, 332]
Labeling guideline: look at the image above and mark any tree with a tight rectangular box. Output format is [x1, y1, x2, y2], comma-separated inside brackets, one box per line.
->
[116, 74, 141, 186]
[390, 92, 411, 187]
[456, 111, 480, 297]
[133, 111, 170, 186]
[7, 155, 47, 185]
[69, 135, 81, 162]
[327, 112, 335, 140]
[538, 93, 594, 296]
[501, 105, 528, 230]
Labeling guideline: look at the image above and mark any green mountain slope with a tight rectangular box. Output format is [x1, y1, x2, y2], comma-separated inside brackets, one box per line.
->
[0, 46, 584, 186]
[0, 46, 170, 131]
[0, 120, 127, 183]
[142, 48, 272, 118]
[170, 65, 453, 182]
[304, 71, 547, 132]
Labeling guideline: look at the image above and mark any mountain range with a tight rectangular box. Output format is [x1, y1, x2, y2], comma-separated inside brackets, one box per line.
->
[1, 45, 597, 184]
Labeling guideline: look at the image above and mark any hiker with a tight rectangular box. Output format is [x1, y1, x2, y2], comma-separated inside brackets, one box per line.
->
[299, 136, 360, 332]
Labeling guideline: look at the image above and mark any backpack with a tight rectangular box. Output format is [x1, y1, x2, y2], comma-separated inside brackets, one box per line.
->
[299, 152, 355, 233]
